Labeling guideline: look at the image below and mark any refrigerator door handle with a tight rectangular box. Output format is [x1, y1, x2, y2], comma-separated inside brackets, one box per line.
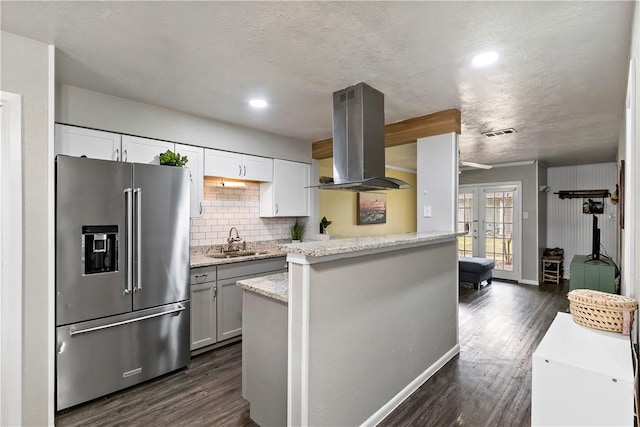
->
[134, 188, 142, 292]
[124, 188, 133, 295]
[69, 304, 186, 336]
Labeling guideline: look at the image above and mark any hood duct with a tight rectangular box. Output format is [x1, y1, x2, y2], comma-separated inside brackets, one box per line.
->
[313, 82, 411, 191]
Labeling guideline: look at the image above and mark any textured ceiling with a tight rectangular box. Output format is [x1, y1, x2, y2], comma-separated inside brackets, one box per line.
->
[1, 1, 634, 168]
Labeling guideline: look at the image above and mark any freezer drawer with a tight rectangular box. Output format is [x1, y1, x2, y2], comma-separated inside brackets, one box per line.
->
[56, 302, 190, 410]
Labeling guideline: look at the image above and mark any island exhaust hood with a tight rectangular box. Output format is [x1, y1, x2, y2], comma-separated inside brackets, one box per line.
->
[313, 82, 411, 191]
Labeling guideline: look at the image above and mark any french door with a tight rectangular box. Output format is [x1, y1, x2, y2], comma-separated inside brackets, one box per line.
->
[458, 183, 521, 281]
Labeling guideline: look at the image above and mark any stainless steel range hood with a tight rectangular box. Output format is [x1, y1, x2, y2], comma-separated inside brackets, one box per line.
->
[314, 82, 411, 191]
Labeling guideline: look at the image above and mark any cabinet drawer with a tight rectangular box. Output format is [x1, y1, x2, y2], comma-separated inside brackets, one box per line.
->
[190, 265, 216, 284]
[218, 257, 287, 280]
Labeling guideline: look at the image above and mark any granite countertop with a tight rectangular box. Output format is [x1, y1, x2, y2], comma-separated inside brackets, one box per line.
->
[236, 272, 288, 303]
[190, 250, 287, 268]
[280, 231, 460, 258]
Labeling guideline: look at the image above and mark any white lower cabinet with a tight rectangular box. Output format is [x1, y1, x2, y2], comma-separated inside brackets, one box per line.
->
[190, 257, 287, 352]
[190, 266, 217, 351]
[190, 281, 217, 351]
[216, 275, 251, 341]
[260, 159, 310, 217]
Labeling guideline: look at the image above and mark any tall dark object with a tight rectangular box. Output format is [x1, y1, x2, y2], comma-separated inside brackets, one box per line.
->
[591, 214, 601, 261]
[55, 155, 191, 410]
[620, 160, 625, 229]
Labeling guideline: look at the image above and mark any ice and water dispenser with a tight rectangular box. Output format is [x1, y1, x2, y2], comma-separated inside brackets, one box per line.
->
[82, 225, 118, 274]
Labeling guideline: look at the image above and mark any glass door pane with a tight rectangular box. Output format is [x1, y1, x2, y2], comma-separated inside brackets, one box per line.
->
[483, 190, 515, 273]
[457, 190, 476, 257]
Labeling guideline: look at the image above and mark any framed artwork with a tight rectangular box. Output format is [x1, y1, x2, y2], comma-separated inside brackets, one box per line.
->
[357, 192, 386, 225]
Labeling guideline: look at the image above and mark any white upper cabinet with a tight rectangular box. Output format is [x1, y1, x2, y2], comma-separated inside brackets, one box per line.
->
[204, 149, 273, 182]
[204, 149, 242, 178]
[55, 124, 121, 161]
[121, 135, 174, 165]
[242, 154, 273, 182]
[175, 143, 204, 218]
[260, 159, 310, 217]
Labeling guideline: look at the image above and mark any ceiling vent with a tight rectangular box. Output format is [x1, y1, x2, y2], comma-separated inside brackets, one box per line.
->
[482, 128, 517, 138]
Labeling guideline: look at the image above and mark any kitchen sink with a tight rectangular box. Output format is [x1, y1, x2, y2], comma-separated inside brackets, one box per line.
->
[208, 251, 269, 259]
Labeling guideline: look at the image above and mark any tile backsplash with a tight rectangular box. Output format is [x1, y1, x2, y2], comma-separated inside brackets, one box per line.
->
[190, 177, 299, 247]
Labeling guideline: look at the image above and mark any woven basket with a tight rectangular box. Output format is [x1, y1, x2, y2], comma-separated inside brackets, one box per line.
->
[567, 289, 637, 334]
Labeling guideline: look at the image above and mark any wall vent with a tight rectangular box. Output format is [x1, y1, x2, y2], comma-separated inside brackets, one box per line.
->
[482, 128, 517, 138]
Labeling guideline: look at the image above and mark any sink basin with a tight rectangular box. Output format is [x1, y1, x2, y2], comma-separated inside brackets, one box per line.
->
[208, 251, 268, 259]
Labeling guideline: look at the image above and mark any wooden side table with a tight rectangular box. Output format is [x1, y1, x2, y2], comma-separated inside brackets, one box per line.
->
[542, 256, 563, 284]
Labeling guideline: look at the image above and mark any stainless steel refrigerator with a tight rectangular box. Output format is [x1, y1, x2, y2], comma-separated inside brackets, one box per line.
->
[55, 155, 190, 410]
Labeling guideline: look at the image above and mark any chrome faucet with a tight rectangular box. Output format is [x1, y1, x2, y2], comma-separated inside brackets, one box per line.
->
[227, 227, 243, 245]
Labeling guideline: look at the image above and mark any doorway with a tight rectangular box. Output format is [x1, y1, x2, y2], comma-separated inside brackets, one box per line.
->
[458, 183, 522, 281]
[1, 91, 22, 426]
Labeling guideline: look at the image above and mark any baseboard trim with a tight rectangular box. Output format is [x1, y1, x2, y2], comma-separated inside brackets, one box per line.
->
[362, 344, 460, 427]
[519, 279, 539, 286]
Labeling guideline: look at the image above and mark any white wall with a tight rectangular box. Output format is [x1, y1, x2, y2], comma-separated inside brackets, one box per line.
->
[546, 163, 617, 278]
[0, 31, 53, 425]
[631, 1, 640, 341]
[538, 162, 548, 263]
[416, 133, 458, 232]
[56, 84, 311, 163]
[618, 1, 639, 336]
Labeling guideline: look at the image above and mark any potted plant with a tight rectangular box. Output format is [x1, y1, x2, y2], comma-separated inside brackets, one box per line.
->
[290, 219, 305, 243]
[159, 150, 188, 167]
[320, 216, 332, 234]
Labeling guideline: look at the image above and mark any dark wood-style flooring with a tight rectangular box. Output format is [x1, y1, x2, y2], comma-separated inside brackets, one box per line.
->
[56, 280, 568, 426]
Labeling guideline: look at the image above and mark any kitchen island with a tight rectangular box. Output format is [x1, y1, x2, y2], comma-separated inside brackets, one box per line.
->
[240, 231, 460, 426]
[237, 273, 289, 427]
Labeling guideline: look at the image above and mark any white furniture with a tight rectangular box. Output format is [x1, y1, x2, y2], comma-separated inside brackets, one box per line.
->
[260, 159, 310, 217]
[204, 148, 273, 182]
[55, 124, 204, 218]
[532, 312, 633, 427]
[55, 125, 121, 161]
[175, 143, 204, 218]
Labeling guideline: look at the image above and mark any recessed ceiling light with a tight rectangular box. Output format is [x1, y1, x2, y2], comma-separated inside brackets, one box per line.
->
[249, 99, 268, 108]
[471, 51, 499, 68]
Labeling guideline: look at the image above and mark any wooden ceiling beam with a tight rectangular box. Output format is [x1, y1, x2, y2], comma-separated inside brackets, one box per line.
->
[311, 108, 461, 160]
